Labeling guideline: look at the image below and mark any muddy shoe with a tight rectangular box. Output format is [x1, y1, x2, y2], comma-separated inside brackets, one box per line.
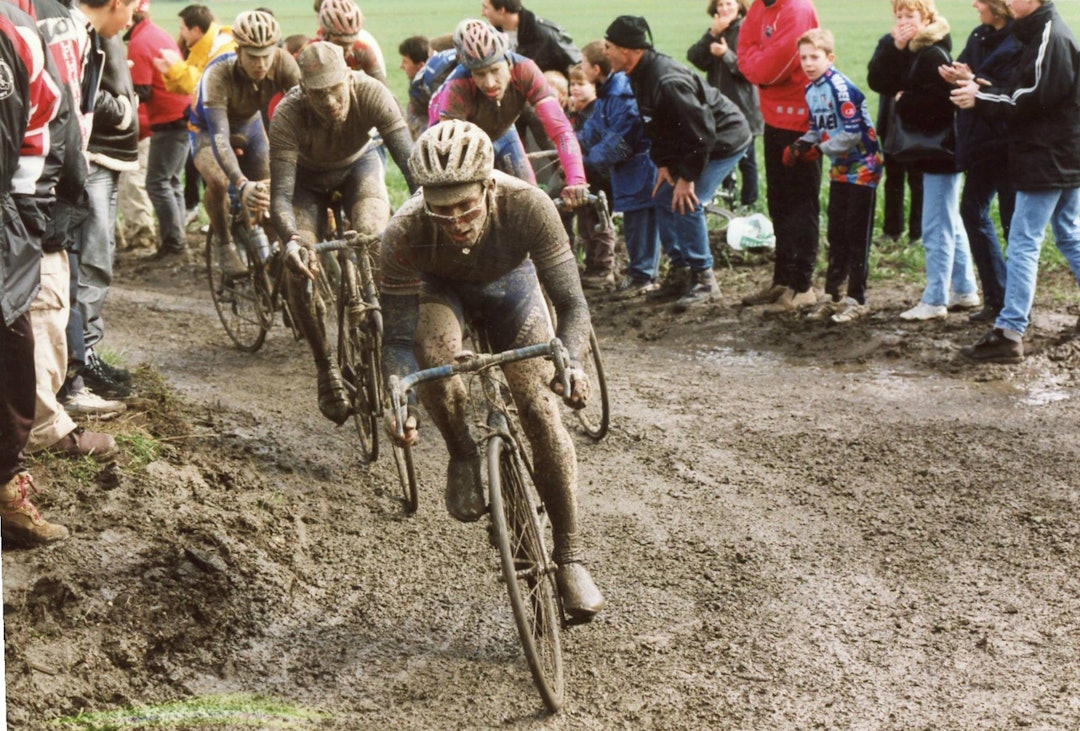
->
[646, 266, 691, 303]
[580, 270, 615, 290]
[317, 366, 351, 425]
[763, 287, 816, 314]
[741, 282, 785, 306]
[830, 298, 870, 324]
[46, 427, 118, 462]
[445, 454, 485, 522]
[805, 297, 840, 322]
[0, 473, 69, 547]
[613, 277, 659, 300]
[556, 562, 606, 620]
[900, 302, 948, 321]
[968, 304, 1001, 323]
[673, 268, 720, 312]
[960, 328, 1023, 364]
[948, 291, 981, 311]
[220, 242, 248, 278]
[62, 387, 127, 417]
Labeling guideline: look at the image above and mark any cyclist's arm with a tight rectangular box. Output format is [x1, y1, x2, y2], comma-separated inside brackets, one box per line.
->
[269, 156, 299, 243]
[538, 257, 590, 369]
[381, 124, 418, 193]
[205, 105, 246, 188]
[381, 291, 420, 382]
[531, 91, 586, 187]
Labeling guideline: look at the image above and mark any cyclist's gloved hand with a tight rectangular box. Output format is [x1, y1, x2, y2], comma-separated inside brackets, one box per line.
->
[239, 180, 270, 214]
[551, 366, 589, 410]
[560, 183, 590, 211]
[384, 405, 420, 447]
[284, 236, 319, 281]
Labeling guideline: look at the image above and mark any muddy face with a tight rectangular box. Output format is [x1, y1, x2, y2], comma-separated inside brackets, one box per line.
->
[239, 48, 273, 82]
[305, 82, 349, 124]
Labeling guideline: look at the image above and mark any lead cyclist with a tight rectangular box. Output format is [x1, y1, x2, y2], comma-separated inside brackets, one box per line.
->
[380, 120, 605, 620]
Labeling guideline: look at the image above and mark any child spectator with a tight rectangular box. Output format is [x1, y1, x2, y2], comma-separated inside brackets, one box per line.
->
[786, 29, 882, 324]
[398, 35, 431, 138]
[568, 63, 615, 287]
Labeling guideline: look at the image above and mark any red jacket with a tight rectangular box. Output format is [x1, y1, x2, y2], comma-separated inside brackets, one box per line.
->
[126, 17, 189, 131]
[736, 0, 818, 132]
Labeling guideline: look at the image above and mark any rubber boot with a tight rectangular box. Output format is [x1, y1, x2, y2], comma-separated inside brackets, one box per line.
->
[0, 473, 69, 547]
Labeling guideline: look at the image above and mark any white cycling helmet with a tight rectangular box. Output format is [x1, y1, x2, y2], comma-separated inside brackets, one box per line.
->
[409, 120, 495, 195]
[318, 0, 363, 39]
[726, 213, 776, 252]
[453, 18, 509, 71]
[232, 10, 280, 55]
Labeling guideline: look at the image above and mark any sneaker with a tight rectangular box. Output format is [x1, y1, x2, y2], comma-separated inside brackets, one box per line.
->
[805, 297, 840, 322]
[0, 472, 69, 547]
[960, 328, 1024, 363]
[82, 356, 133, 400]
[445, 454, 485, 522]
[948, 291, 981, 311]
[317, 365, 351, 425]
[741, 282, 786, 306]
[830, 297, 870, 324]
[580, 270, 615, 290]
[646, 266, 691, 303]
[763, 287, 817, 314]
[900, 302, 948, 321]
[555, 562, 606, 620]
[45, 426, 118, 462]
[673, 268, 721, 312]
[968, 304, 1001, 323]
[613, 277, 659, 300]
[88, 351, 131, 384]
[62, 387, 127, 417]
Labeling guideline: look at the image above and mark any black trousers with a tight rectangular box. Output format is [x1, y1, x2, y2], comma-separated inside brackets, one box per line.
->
[825, 181, 877, 304]
[881, 155, 922, 240]
[0, 312, 36, 484]
[764, 125, 822, 292]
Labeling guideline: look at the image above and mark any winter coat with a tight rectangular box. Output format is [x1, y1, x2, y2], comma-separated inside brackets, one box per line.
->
[867, 17, 958, 175]
[973, 1, 1080, 191]
[687, 16, 763, 136]
[86, 34, 138, 171]
[954, 22, 1021, 171]
[513, 7, 580, 75]
[627, 48, 752, 183]
[577, 72, 656, 213]
[161, 21, 234, 98]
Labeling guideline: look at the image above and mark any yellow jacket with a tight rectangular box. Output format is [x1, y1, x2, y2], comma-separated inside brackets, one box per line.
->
[161, 22, 236, 98]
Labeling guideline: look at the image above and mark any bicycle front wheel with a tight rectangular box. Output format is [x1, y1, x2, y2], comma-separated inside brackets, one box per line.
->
[575, 328, 610, 441]
[335, 284, 378, 464]
[205, 226, 270, 352]
[487, 434, 564, 713]
[392, 441, 418, 513]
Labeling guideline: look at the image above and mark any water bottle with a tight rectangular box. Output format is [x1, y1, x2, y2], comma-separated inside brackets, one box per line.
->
[251, 225, 272, 263]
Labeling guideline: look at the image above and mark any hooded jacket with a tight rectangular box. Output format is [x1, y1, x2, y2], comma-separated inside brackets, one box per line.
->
[513, 7, 580, 75]
[86, 34, 138, 171]
[972, 1, 1080, 190]
[867, 16, 957, 175]
[627, 48, 752, 183]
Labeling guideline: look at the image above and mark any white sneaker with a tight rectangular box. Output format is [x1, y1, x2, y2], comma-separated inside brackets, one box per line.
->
[62, 388, 127, 417]
[900, 302, 948, 321]
[831, 297, 869, 324]
[948, 291, 981, 310]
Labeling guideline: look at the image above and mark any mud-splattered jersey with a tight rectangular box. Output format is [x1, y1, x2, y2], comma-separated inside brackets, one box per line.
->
[188, 48, 300, 131]
[802, 67, 882, 187]
[269, 71, 404, 171]
[432, 52, 554, 139]
[381, 170, 573, 295]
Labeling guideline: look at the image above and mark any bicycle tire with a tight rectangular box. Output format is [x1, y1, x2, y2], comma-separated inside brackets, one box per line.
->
[334, 273, 377, 464]
[392, 442, 418, 513]
[575, 328, 610, 441]
[487, 433, 564, 713]
[205, 226, 270, 352]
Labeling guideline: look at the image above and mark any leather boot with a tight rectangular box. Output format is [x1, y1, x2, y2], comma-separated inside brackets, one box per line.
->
[646, 266, 691, 303]
[673, 268, 721, 312]
[0, 473, 69, 547]
[45, 427, 118, 462]
[445, 454, 485, 522]
[317, 364, 351, 425]
[741, 282, 785, 306]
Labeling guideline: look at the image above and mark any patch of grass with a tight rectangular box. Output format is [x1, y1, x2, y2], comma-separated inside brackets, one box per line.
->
[51, 694, 327, 730]
[115, 431, 162, 470]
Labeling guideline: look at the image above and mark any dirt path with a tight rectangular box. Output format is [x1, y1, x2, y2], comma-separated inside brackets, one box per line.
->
[4, 250, 1080, 730]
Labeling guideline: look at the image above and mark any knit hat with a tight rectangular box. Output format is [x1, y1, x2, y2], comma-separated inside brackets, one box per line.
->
[604, 15, 653, 50]
[297, 42, 348, 89]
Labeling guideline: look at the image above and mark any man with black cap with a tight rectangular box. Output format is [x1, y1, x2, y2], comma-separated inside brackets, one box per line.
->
[604, 15, 752, 311]
[268, 42, 416, 425]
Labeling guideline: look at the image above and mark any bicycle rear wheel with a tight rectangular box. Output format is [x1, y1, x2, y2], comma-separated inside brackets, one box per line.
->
[205, 226, 271, 352]
[487, 432, 564, 713]
[392, 441, 418, 513]
[575, 328, 610, 441]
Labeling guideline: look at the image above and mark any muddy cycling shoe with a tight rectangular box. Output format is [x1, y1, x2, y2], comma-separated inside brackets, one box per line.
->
[219, 241, 248, 278]
[556, 562, 606, 620]
[317, 366, 351, 425]
[445, 454, 486, 522]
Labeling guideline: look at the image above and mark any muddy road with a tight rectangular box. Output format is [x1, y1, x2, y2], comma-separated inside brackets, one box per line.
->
[5, 249, 1080, 730]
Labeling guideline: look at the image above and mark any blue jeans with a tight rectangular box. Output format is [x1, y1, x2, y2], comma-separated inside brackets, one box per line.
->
[77, 162, 120, 349]
[622, 206, 661, 282]
[653, 146, 748, 272]
[995, 187, 1080, 336]
[920, 172, 976, 307]
[147, 127, 189, 252]
[960, 158, 1014, 310]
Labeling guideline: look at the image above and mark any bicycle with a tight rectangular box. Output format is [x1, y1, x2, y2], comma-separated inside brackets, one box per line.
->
[388, 338, 573, 713]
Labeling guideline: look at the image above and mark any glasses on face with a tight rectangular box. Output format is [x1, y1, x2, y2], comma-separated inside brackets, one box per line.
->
[424, 199, 486, 226]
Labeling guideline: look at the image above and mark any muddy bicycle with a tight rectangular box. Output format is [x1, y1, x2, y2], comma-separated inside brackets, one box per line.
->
[388, 338, 574, 712]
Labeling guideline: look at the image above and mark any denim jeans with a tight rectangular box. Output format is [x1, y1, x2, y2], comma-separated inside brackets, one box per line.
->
[653, 146, 747, 272]
[995, 187, 1080, 336]
[960, 158, 1014, 311]
[147, 127, 190, 253]
[920, 172, 976, 307]
[622, 206, 660, 282]
[77, 162, 120, 349]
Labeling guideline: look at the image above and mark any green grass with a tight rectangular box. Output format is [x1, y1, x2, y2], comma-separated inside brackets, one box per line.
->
[51, 694, 326, 730]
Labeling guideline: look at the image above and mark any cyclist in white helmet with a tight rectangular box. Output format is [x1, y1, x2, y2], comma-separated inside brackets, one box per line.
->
[189, 10, 299, 275]
[312, 0, 387, 85]
[380, 120, 605, 621]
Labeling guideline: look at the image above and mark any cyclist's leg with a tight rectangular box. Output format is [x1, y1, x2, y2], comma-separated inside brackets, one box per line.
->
[193, 133, 246, 276]
[234, 114, 271, 183]
[492, 127, 537, 185]
[343, 148, 391, 277]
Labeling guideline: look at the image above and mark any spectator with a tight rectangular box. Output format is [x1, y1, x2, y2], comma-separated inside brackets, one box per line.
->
[737, 0, 821, 311]
[868, 0, 978, 322]
[688, 0, 762, 209]
[399, 34, 431, 138]
[939, 0, 1021, 323]
[127, 0, 194, 259]
[787, 29, 883, 324]
[152, 4, 235, 98]
[604, 15, 751, 311]
[955, 0, 1080, 362]
[873, 75, 924, 246]
[284, 33, 308, 57]
[407, 45, 456, 137]
[577, 39, 661, 300]
[480, 0, 580, 75]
